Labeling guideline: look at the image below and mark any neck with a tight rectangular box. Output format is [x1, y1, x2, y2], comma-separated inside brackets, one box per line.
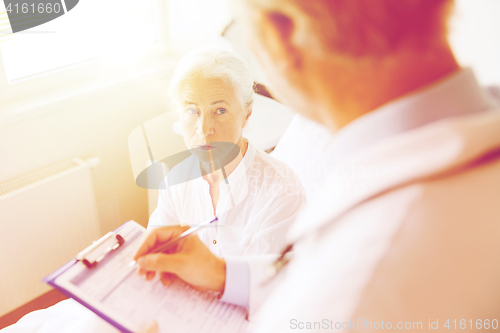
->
[309, 43, 460, 130]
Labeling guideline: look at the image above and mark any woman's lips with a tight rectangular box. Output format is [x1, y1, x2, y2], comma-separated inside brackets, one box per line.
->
[195, 145, 214, 150]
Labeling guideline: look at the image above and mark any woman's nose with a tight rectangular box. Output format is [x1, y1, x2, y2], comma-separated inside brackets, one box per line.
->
[196, 115, 214, 137]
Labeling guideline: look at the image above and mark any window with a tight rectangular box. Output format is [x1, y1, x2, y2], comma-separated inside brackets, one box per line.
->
[0, 0, 161, 82]
[449, 0, 500, 86]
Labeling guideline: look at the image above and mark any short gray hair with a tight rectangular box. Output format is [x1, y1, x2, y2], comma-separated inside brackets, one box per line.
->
[168, 47, 255, 109]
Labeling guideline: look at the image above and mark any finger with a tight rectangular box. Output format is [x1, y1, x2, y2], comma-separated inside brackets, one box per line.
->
[160, 272, 176, 286]
[138, 268, 155, 277]
[133, 230, 162, 260]
[139, 320, 158, 333]
[137, 253, 183, 274]
[146, 270, 156, 281]
[133, 226, 189, 260]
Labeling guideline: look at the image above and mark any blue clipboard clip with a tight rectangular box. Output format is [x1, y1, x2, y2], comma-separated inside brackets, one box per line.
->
[76, 232, 125, 269]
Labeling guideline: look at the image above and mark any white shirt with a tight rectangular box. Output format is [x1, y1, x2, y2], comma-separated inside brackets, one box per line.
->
[148, 141, 306, 257]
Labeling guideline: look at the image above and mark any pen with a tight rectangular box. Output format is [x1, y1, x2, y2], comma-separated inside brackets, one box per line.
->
[128, 217, 218, 267]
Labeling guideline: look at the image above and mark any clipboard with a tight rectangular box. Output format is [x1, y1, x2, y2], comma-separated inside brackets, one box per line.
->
[43, 220, 248, 333]
[43, 220, 141, 333]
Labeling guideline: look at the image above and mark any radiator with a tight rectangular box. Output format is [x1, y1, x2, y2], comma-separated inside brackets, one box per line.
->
[0, 158, 101, 316]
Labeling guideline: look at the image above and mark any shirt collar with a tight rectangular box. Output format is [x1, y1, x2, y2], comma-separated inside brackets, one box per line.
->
[225, 139, 256, 184]
[328, 68, 496, 162]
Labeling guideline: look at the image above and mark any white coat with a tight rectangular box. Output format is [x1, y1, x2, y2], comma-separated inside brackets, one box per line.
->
[248, 71, 500, 332]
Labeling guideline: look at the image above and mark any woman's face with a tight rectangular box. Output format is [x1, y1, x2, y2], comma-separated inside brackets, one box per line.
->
[179, 76, 250, 154]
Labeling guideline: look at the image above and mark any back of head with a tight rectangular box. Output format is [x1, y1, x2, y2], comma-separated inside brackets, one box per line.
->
[242, 0, 459, 129]
[249, 0, 455, 57]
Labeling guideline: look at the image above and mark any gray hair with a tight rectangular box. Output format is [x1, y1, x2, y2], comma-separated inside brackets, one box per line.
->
[168, 47, 255, 109]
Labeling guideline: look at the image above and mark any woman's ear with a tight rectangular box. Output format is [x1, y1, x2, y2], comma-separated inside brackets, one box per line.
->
[243, 108, 252, 127]
[246, 108, 253, 120]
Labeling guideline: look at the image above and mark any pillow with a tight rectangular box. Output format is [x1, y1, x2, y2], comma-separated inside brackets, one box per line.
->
[242, 94, 296, 151]
[271, 114, 336, 199]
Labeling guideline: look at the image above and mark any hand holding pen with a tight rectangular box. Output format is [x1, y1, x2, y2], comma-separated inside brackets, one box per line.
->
[132, 218, 227, 293]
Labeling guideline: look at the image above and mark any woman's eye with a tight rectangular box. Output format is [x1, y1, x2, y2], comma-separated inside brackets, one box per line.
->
[215, 108, 227, 115]
[186, 108, 198, 115]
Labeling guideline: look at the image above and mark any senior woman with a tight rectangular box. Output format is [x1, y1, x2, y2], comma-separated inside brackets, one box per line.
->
[147, 47, 306, 257]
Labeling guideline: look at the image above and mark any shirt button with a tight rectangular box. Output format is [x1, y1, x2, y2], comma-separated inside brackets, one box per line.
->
[213, 240, 217, 244]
